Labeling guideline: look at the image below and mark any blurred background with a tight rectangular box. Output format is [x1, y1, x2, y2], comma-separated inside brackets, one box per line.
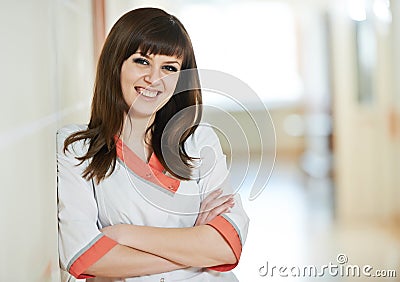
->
[0, 0, 399, 281]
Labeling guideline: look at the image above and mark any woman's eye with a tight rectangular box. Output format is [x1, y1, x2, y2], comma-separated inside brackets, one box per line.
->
[133, 58, 149, 65]
[163, 65, 178, 72]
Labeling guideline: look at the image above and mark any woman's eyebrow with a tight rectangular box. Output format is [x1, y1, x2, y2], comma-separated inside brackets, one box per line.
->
[164, 60, 181, 66]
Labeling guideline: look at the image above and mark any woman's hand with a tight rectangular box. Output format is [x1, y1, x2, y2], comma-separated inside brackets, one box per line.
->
[194, 189, 235, 226]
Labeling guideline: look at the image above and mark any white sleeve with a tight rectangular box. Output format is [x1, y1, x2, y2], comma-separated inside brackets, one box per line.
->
[186, 124, 250, 272]
[57, 125, 117, 279]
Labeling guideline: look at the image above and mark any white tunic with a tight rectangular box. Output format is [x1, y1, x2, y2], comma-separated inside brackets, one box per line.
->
[57, 124, 249, 282]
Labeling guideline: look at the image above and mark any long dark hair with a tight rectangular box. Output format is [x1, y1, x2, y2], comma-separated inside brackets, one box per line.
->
[64, 7, 202, 183]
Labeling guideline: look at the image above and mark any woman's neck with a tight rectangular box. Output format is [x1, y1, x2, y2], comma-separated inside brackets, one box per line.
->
[121, 113, 155, 162]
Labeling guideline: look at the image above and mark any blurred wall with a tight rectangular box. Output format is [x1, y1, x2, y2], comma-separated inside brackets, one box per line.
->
[390, 0, 400, 223]
[205, 106, 305, 156]
[391, 0, 400, 222]
[331, 0, 400, 223]
[0, 0, 93, 280]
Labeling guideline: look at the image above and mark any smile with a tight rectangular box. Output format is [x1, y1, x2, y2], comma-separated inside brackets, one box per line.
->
[135, 87, 161, 98]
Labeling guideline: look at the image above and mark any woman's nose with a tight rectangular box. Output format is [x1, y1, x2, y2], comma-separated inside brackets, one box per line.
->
[144, 67, 162, 85]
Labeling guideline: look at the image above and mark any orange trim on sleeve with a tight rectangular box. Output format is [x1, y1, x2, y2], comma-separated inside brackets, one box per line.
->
[69, 235, 118, 279]
[206, 215, 242, 272]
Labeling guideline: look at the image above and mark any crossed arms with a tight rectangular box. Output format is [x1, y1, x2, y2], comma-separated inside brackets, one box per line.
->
[85, 190, 236, 278]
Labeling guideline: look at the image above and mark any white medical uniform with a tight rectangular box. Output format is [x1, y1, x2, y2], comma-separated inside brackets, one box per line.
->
[57, 124, 249, 282]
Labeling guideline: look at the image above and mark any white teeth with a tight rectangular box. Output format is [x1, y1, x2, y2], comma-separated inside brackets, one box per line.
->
[139, 89, 158, 98]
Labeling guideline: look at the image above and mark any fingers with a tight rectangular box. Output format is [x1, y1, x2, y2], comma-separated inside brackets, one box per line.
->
[195, 202, 233, 226]
[203, 200, 234, 223]
[195, 191, 236, 226]
[199, 189, 223, 212]
[205, 194, 233, 212]
[200, 189, 233, 213]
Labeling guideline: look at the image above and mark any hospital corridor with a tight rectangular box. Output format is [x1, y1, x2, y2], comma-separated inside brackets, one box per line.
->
[1, 0, 400, 281]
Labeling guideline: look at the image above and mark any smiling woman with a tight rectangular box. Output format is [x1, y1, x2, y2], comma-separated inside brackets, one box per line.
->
[56, 7, 249, 282]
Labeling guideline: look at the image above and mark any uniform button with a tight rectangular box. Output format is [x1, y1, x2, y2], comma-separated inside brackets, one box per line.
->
[146, 172, 152, 178]
[160, 278, 165, 282]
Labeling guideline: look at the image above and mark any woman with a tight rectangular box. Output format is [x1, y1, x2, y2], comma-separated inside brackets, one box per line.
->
[57, 7, 249, 281]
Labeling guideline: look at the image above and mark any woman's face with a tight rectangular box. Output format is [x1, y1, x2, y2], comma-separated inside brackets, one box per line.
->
[120, 51, 183, 118]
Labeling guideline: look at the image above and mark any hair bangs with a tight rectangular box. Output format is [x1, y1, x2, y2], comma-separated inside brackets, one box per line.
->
[129, 16, 189, 61]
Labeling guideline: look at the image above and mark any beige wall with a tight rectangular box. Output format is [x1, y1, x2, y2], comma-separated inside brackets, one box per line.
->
[331, 2, 400, 223]
[0, 0, 93, 281]
[205, 107, 305, 157]
[390, 0, 400, 221]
